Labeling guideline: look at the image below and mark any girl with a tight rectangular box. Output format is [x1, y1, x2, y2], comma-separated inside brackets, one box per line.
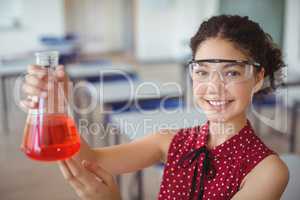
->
[21, 15, 289, 200]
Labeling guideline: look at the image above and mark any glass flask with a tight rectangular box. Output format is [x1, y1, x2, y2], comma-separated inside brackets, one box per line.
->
[21, 51, 80, 161]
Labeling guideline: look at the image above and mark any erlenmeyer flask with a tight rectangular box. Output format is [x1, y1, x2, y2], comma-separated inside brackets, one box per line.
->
[21, 51, 80, 161]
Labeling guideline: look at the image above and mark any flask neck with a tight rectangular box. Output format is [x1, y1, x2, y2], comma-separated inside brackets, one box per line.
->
[35, 51, 59, 68]
[29, 95, 70, 115]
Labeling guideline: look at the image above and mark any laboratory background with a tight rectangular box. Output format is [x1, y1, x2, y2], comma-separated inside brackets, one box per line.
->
[0, 0, 299, 200]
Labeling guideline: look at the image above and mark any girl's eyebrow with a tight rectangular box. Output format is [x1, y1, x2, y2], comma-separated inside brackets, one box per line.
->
[196, 62, 243, 69]
[222, 63, 244, 68]
[196, 62, 210, 67]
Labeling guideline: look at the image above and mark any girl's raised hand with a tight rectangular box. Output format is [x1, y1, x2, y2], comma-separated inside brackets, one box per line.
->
[59, 158, 121, 200]
[20, 64, 67, 109]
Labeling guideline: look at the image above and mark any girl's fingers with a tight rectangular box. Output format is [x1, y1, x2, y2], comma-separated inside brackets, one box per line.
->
[56, 64, 65, 72]
[27, 65, 48, 79]
[24, 64, 66, 96]
[20, 99, 37, 109]
[59, 160, 85, 188]
[24, 74, 48, 91]
[82, 161, 121, 199]
[59, 161, 73, 181]
[27, 95, 39, 103]
[65, 158, 98, 187]
[55, 65, 66, 80]
[56, 64, 64, 71]
[27, 64, 59, 81]
[22, 83, 47, 97]
[58, 161, 85, 196]
[69, 178, 85, 198]
[60, 159, 117, 199]
[82, 160, 115, 188]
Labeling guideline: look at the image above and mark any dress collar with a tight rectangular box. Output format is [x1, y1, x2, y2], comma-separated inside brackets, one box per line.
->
[195, 119, 254, 157]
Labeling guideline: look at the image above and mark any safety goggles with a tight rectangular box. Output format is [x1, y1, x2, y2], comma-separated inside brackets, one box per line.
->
[188, 59, 261, 84]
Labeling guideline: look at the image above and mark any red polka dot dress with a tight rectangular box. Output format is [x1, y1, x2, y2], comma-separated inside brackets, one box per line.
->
[158, 119, 276, 200]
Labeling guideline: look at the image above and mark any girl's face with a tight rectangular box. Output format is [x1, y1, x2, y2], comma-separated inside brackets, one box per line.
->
[193, 37, 264, 123]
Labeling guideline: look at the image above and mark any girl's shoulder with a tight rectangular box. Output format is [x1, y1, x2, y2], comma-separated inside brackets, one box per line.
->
[239, 154, 289, 196]
[238, 132, 288, 190]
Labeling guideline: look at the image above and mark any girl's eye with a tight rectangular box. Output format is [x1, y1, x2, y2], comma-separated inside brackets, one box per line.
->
[225, 71, 241, 77]
[195, 70, 209, 76]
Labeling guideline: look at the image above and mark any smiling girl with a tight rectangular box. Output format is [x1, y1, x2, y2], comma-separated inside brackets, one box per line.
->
[22, 15, 289, 200]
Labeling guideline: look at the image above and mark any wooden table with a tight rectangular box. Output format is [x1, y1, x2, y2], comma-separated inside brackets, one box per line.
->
[94, 79, 183, 105]
[66, 63, 136, 80]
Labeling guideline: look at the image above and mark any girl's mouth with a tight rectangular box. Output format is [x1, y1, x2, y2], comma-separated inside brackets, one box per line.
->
[204, 99, 235, 111]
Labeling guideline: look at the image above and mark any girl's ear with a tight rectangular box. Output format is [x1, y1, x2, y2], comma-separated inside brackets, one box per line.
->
[253, 67, 265, 93]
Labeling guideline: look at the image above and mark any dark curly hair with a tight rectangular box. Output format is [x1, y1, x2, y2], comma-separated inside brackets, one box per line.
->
[190, 15, 286, 95]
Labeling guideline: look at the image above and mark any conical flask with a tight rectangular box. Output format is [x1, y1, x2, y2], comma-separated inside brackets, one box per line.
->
[21, 51, 80, 161]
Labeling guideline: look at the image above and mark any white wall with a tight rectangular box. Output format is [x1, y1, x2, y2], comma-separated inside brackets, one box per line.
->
[0, 0, 65, 57]
[283, 0, 300, 75]
[134, 0, 219, 62]
[0, 0, 220, 60]
[65, 0, 125, 54]
[282, 0, 300, 106]
[0, 0, 126, 57]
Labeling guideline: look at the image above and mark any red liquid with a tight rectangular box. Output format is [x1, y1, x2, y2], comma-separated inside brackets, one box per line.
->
[21, 114, 80, 161]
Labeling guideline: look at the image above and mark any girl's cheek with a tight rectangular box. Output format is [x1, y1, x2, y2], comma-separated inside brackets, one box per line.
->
[193, 82, 206, 96]
[229, 85, 253, 106]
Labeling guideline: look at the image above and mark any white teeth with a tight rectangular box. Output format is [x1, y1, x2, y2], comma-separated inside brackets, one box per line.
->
[208, 100, 228, 106]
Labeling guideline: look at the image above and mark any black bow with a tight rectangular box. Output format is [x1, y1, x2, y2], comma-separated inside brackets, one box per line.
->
[179, 146, 216, 200]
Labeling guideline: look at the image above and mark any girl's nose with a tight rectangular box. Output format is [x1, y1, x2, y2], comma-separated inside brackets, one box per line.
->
[210, 71, 224, 83]
[205, 73, 226, 95]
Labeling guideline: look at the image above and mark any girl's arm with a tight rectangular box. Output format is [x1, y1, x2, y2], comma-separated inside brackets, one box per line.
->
[72, 130, 175, 175]
[92, 130, 175, 175]
[231, 155, 289, 200]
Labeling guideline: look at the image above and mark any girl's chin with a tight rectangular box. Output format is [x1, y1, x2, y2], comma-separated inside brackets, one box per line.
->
[204, 108, 245, 123]
[206, 113, 229, 123]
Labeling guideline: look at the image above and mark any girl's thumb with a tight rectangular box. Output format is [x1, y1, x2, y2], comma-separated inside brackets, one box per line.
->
[55, 65, 65, 80]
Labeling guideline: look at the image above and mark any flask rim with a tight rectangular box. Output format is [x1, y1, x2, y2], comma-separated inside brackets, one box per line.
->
[35, 51, 59, 58]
